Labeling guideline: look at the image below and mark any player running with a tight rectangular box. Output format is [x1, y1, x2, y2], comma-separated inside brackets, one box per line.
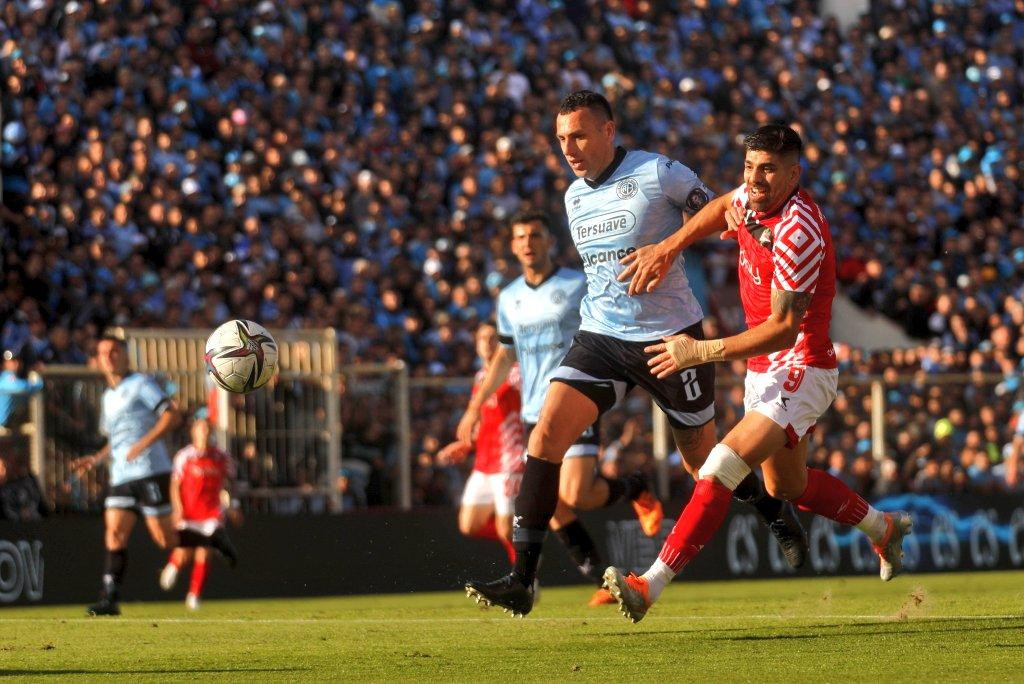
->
[465, 92, 804, 617]
[438, 323, 525, 568]
[160, 410, 241, 610]
[456, 211, 622, 607]
[74, 335, 236, 616]
[604, 124, 913, 622]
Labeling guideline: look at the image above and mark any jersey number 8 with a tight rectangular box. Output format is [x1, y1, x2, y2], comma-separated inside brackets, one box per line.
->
[680, 369, 702, 402]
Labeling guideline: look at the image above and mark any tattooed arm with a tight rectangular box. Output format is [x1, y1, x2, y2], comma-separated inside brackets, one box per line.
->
[646, 288, 813, 377]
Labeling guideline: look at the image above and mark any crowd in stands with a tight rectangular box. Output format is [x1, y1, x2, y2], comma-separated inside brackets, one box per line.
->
[1, 0, 1022, 509]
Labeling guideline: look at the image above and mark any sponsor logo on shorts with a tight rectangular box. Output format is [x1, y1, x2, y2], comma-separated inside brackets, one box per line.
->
[581, 246, 636, 268]
[570, 210, 636, 245]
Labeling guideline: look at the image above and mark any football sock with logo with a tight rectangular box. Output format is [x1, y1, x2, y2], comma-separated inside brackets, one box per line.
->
[732, 471, 785, 523]
[793, 468, 887, 542]
[554, 519, 604, 584]
[102, 549, 127, 601]
[511, 456, 561, 587]
[189, 561, 209, 598]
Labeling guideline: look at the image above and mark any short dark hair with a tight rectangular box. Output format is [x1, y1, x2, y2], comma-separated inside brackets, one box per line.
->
[558, 90, 613, 122]
[509, 209, 552, 234]
[743, 125, 803, 159]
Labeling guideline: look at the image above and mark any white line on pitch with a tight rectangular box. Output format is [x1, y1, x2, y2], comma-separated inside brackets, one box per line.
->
[0, 614, 1019, 624]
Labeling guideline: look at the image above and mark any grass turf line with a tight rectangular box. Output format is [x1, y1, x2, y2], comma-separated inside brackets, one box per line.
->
[1, 570, 1021, 681]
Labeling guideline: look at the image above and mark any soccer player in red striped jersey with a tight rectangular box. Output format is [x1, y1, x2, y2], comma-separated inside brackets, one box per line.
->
[606, 125, 912, 622]
[159, 411, 240, 610]
[438, 324, 526, 565]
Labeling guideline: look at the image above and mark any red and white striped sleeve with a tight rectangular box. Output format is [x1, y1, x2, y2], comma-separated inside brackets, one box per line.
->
[506, 363, 521, 391]
[731, 184, 748, 210]
[771, 196, 826, 293]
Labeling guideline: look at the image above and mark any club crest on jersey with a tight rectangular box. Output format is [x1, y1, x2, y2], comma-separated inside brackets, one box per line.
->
[615, 177, 639, 200]
[571, 196, 581, 213]
[550, 289, 566, 305]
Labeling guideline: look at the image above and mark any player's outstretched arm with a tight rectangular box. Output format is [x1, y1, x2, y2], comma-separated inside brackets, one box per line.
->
[125, 403, 183, 462]
[71, 443, 110, 473]
[170, 473, 183, 523]
[645, 288, 811, 377]
[618, 192, 736, 296]
[455, 345, 516, 444]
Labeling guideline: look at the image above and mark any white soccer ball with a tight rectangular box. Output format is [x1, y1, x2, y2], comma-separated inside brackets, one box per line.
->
[204, 319, 278, 394]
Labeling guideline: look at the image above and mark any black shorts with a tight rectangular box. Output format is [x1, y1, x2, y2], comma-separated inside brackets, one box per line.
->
[524, 421, 601, 460]
[550, 321, 715, 429]
[105, 472, 173, 517]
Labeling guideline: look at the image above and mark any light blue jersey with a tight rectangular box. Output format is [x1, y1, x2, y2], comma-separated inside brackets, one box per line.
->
[496, 268, 586, 423]
[564, 148, 711, 341]
[100, 373, 173, 486]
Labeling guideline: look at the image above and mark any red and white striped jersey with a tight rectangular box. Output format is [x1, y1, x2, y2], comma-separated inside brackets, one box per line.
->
[731, 184, 837, 372]
[471, 364, 526, 475]
[173, 445, 235, 521]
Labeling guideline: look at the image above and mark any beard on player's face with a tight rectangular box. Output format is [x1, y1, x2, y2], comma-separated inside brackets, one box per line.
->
[745, 160, 798, 212]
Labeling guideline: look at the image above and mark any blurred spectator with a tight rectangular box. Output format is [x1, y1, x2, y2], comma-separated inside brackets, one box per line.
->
[0, 454, 48, 520]
[1, 1, 1023, 507]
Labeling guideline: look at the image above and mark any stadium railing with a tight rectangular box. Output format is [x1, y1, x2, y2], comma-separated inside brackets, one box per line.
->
[22, 328, 1011, 513]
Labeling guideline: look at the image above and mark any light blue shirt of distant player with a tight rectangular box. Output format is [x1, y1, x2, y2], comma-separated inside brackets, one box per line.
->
[497, 268, 586, 423]
[100, 373, 173, 486]
[564, 148, 712, 341]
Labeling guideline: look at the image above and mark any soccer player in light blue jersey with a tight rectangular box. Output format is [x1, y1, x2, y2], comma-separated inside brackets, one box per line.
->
[466, 90, 805, 617]
[456, 210, 619, 606]
[74, 335, 236, 615]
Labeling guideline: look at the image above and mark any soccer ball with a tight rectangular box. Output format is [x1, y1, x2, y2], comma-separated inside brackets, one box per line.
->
[204, 320, 278, 394]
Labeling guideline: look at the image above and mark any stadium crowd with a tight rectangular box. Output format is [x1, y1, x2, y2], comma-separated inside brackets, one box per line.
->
[1, 0, 1023, 510]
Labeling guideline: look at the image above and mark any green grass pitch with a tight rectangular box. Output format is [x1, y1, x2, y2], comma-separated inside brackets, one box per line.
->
[1, 571, 1022, 681]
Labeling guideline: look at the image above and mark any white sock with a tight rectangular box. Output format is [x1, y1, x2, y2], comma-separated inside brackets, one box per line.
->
[855, 506, 888, 543]
[640, 559, 676, 602]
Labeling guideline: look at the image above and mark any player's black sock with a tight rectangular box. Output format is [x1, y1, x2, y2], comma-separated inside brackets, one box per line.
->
[512, 456, 561, 587]
[600, 473, 646, 506]
[733, 471, 784, 522]
[102, 549, 126, 601]
[177, 529, 207, 547]
[179, 528, 237, 567]
[554, 519, 604, 584]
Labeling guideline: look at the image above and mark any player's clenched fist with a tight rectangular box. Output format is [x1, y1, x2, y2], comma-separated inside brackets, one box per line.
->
[644, 334, 725, 378]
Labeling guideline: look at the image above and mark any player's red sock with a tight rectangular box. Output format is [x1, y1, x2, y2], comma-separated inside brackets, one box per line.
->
[470, 516, 516, 564]
[657, 479, 733, 572]
[475, 516, 501, 541]
[168, 552, 182, 569]
[189, 561, 208, 598]
[498, 535, 516, 565]
[792, 468, 869, 526]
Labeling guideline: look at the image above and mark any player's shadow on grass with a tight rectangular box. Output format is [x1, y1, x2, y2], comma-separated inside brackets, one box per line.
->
[0, 667, 310, 677]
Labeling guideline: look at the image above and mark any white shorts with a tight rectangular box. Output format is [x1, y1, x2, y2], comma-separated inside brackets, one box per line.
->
[744, 366, 839, 448]
[460, 470, 522, 516]
[176, 518, 223, 536]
